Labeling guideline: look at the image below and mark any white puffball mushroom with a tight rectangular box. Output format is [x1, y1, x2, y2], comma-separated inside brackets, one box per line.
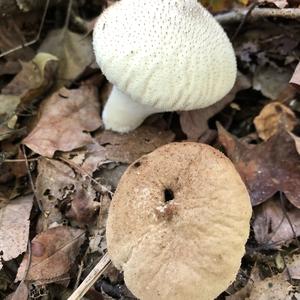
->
[93, 0, 237, 133]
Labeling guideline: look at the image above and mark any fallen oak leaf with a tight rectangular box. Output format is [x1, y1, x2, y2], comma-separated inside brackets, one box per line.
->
[218, 123, 300, 207]
[0, 195, 33, 269]
[23, 85, 102, 157]
[254, 102, 296, 141]
[16, 226, 85, 284]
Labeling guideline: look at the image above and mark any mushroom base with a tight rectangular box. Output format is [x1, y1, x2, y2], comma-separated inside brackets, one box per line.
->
[102, 86, 162, 133]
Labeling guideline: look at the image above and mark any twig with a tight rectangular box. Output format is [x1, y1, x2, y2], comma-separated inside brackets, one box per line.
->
[68, 253, 111, 300]
[231, 1, 258, 41]
[0, 0, 50, 58]
[21, 145, 44, 213]
[216, 8, 300, 24]
[4, 158, 39, 163]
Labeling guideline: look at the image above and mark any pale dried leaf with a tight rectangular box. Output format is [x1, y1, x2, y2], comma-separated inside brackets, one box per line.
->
[258, 0, 288, 8]
[16, 226, 85, 284]
[0, 195, 33, 269]
[23, 85, 102, 157]
[286, 254, 300, 280]
[39, 29, 93, 84]
[248, 273, 299, 300]
[254, 102, 296, 140]
[253, 199, 300, 249]
[6, 281, 29, 300]
[290, 62, 300, 90]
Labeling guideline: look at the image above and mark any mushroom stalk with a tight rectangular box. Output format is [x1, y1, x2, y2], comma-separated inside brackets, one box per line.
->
[102, 86, 162, 133]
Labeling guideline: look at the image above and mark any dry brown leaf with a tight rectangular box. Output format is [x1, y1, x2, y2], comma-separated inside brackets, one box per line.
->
[95, 126, 175, 163]
[254, 102, 296, 141]
[180, 73, 251, 141]
[36, 158, 76, 231]
[0, 195, 33, 269]
[60, 142, 109, 176]
[65, 185, 100, 225]
[36, 157, 102, 229]
[39, 29, 93, 85]
[253, 199, 300, 249]
[290, 62, 300, 90]
[2, 52, 58, 104]
[16, 226, 85, 284]
[23, 85, 102, 157]
[218, 124, 300, 207]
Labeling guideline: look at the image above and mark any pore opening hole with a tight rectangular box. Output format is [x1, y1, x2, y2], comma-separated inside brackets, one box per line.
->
[133, 161, 141, 168]
[164, 188, 174, 203]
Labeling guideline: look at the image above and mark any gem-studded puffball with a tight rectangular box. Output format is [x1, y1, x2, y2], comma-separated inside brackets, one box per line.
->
[93, 0, 237, 111]
[106, 142, 251, 300]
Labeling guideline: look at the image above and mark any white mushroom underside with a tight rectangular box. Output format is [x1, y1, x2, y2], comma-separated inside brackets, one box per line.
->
[102, 86, 162, 132]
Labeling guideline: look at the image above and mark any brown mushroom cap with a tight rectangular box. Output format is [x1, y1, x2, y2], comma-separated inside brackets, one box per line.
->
[106, 142, 251, 300]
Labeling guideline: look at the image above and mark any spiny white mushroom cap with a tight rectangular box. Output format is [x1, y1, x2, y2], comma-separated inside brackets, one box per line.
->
[93, 0, 237, 111]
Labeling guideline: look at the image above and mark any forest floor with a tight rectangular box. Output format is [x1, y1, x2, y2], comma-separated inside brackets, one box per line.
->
[1, 0, 300, 299]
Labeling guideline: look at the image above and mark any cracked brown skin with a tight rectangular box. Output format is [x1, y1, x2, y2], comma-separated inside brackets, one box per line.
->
[106, 142, 251, 300]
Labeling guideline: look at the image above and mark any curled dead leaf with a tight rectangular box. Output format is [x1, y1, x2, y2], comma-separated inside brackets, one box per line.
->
[254, 102, 296, 140]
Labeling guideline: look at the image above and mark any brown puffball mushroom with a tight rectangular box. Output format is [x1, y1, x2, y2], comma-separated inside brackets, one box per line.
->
[106, 143, 252, 300]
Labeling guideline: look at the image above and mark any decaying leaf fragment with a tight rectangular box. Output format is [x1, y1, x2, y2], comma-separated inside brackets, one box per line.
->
[16, 226, 85, 284]
[0, 195, 33, 269]
[253, 199, 300, 249]
[23, 85, 102, 157]
[218, 124, 300, 207]
[290, 62, 300, 90]
[2, 52, 58, 104]
[95, 126, 175, 163]
[36, 157, 101, 229]
[254, 102, 296, 141]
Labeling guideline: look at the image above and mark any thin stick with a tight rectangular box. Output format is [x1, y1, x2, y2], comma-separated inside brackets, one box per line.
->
[21, 145, 44, 213]
[0, 0, 50, 58]
[68, 253, 111, 300]
[216, 8, 300, 24]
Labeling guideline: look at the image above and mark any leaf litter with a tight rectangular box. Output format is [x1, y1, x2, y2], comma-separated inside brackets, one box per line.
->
[0, 0, 300, 299]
